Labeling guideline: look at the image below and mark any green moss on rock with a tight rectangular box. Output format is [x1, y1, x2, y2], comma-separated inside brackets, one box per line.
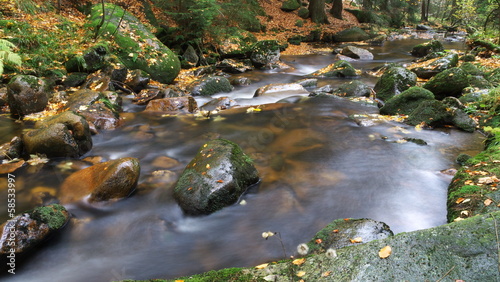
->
[380, 86, 435, 115]
[31, 204, 69, 230]
[374, 66, 417, 101]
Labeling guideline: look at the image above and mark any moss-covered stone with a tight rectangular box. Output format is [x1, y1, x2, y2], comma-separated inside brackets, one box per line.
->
[460, 62, 484, 76]
[406, 100, 453, 127]
[332, 27, 370, 42]
[7, 75, 49, 117]
[332, 80, 371, 97]
[65, 45, 110, 73]
[410, 40, 444, 57]
[281, 0, 300, 11]
[411, 53, 458, 79]
[380, 86, 435, 115]
[298, 7, 310, 19]
[486, 68, 500, 87]
[188, 76, 234, 96]
[423, 67, 469, 100]
[309, 60, 358, 78]
[250, 40, 281, 68]
[89, 4, 180, 84]
[30, 204, 69, 230]
[373, 66, 417, 102]
[173, 139, 259, 215]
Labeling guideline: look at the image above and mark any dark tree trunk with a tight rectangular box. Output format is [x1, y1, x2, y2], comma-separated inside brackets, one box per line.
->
[421, 0, 428, 21]
[330, 0, 343, 20]
[309, 0, 329, 24]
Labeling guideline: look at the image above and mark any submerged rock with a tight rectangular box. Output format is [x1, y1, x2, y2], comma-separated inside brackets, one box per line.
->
[306, 218, 393, 255]
[374, 66, 417, 102]
[173, 139, 259, 215]
[309, 60, 358, 78]
[0, 204, 69, 255]
[7, 75, 49, 117]
[22, 111, 93, 158]
[60, 157, 140, 203]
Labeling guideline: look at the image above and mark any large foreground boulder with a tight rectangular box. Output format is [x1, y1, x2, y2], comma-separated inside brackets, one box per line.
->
[60, 157, 140, 203]
[0, 204, 69, 255]
[7, 75, 49, 117]
[176, 212, 500, 281]
[173, 139, 259, 215]
[22, 111, 93, 158]
[89, 4, 180, 83]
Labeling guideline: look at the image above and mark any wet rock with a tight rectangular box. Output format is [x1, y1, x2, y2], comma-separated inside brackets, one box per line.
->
[460, 62, 484, 76]
[254, 83, 309, 97]
[0, 87, 7, 106]
[416, 24, 432, 30]
[306, 218, 393, 255]
[281, 0, 300, 11]
[332, 27, 370, 42]
[22, 111, 92, 158]
[0, 204, 69, 255]
[216, 59, 254, 74]
[144, 97, 198, 114]
[188, 76, 234, 96]
[64, 45, 109, 73]
[62, 72, 88, 88]
[132, 88, 175, 105]
[65, 89, 121, 130]
[89, 4, 180, 84]
[298, 7, 309, 19]
[0, 160, 25, 174]
[332, 80, 372, 97]
[151, 156, 181, 169]
[451, 108, 477, 132]
[182, 45, 199, 67]
[7, 75, 49, 117]
[423, 67, 469, 99]
[60, 157, 140, 203]
[218, 30, 257, 57]
[411, 53, 459, 79]
[83, 72, 112, 92]
[380, 86, 435, 115]
[309, 60, 358, 78]
[173, 139, 259, 215]
[340, 46, 374, 60]
[296, 78, 318, 88]
[250, 40, 281, 69]
[125, 69, 151, 93]
[366, 34, 387, 46]
[374, 66, 417, 102]
[410, 40, 444, 57]
[406, 100, 453, 128]
[229, 77, 252, 86]
[0, 136, 22, 162]
[200, 97, 237, 112]
[468, 75, 492, 89]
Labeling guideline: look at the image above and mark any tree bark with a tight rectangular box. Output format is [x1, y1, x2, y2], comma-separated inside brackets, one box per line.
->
[309, 0, 329, 24]
[421, 0, 428, 21]
[330, 0, 343, 20]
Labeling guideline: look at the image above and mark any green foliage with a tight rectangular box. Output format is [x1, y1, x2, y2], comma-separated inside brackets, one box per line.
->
[0, 39, 22, 76]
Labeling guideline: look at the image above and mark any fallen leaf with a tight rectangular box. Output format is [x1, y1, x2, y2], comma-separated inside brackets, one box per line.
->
[484, 199, 493, 206]
[332, 229, 339, 233]
[321, 271, 332, 277]
[217, 180, 224, 183]
[292, 258, 306, 265]
[206, 164, 210, 169]
[456, 197, 465, 204]
[0, 160, 25, 174]
[296, 271, 306, 277]
[462, 198, 471, 203]
[315, 239, 323, 244]
[379, 245, 392, 258]
[255, 263, 268, 269]
[350, 237, 362, 243]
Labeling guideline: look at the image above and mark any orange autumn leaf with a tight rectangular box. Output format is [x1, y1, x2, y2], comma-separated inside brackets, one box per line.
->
[456, 197, 465, 204]
[350, 237, 362, 243]
[217, 180, 224, 183]
[296, 271, 306, 277]
[315, 239, 323, 244]
[292, 258, 306, 265]
[484, 198, 493, 206]
[379, 245, 392, 258]
[321, 271, 332, 277]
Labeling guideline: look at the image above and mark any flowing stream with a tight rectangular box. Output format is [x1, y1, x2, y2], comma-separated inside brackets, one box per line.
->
[0, 36, 486, 281]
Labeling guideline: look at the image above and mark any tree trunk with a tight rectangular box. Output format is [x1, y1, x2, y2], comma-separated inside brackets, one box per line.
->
[330, 0, 343, 20]
[421, 0, 428, 21]
[309, 0, 329, 24]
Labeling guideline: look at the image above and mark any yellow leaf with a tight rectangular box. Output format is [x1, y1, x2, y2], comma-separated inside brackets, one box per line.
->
[255, 263, 268, 269]
[322, 271, 332, 277]
[456, 197, 465, 204]
[292, 258, 306, 265]
[296, 271, 306, 277]
[484, 199, 493, 206]
[378, 245, 392, 258]
[350, 237, 362, 243]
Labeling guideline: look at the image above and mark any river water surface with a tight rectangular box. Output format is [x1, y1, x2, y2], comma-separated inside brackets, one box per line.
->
[0, 37, 485, 281]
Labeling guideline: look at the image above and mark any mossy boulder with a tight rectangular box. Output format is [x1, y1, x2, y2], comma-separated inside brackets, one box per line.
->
[173, 139, 259, 215]
[423, 67, 469, 99]
[332, 27, 370, 42]
[306, 218, 393, 255]
[373, 66, 417, 102]
[486, 68, 500, 87]
[144, 97, 198, 114]
[218, 29, 257, 58]
[380, 86, 435, 115]
[188, 76, 234, 96]
[22, 111, 93, 158]
[332, 80, 372, 97]
[0, 204, 69, 255]
[250, 40, 281, 69]
[411, 53, 459, 79]
[406, 100, 453, 127]
[298, 7, 310, 19]
[89, 4, 180, 84]
[60, 157, 140, 203]
[309, 60, 358, 78]
[7, 75, 49, 117]
[460, 62, 484, 76]
[410, 40, 444, 57]
[65, 45, 110, 73]
[281, 0, 301, 11]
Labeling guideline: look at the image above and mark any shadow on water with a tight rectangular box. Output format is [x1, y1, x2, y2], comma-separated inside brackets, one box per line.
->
[0, 38, 484, 282]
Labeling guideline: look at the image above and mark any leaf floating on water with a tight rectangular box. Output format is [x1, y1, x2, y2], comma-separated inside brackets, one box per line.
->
[350, 237, 362, 243]
[484, 198, 493, 206]
[255, 263, 269, 269]
[296, 271, 306, 277]
[379, 245, 392, 258]
[292, 258, 306, 265]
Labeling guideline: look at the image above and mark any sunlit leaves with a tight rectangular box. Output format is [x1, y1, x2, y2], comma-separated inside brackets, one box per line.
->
[378, 245, 392, 259]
